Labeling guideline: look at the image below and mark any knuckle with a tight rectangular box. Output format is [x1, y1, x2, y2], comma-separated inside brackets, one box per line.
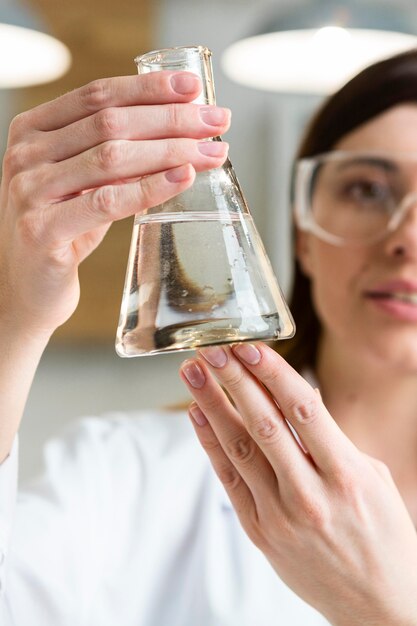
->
[216, 462, 242, 490]
[138, 72, 165, 100]
[3, 144, 26, 178]
[302, 499, 328, 529]
[331, 463, 366, 506]
[225, 434, 257, 465]
[8, 112, 29, 141]
[165, 103, 182, 132]
[289, 489, 329, 531]
[260, 365, 281, 389]
[91, 185, 117, 219]
[334, 476, 368, 522]
[223, 367, 245, 391]
[96, 140, 125, 172]
[164, 138, 182, 163]
[198, 430, 221, 453]
[287, 396, 320, 424]
[80, 79, 111, 112]
[250, 414, 281, 444]
[135, 174, 155, 209]
[94, 108, 123, 139]
[8, 171, 34, 207]
[197, 395, 224, 418]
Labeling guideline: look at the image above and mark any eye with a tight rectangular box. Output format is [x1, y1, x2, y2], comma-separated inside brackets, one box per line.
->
[341, 179, 390, 205]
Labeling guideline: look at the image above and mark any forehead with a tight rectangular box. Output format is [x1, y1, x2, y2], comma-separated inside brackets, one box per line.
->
[334, 104, 417, 154]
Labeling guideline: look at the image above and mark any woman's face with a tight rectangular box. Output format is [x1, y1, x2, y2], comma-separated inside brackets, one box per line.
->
[296, 104, 417, 371]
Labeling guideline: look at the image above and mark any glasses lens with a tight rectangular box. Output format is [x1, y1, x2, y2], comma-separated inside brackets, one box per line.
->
[308, 155, 406, 242]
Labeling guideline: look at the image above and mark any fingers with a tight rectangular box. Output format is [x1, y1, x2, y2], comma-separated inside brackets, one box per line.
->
[37, 164, 196, 243]
[4, 71, 231, 206]
[36, 138, 229, 201]
[45, 104, 231, 163]
[179, 355, 286, 504]
[230, 342, 359, 475]
[8, 72, 202, 139]
[187, 403, 259, 524]
[181, 346, 315, 493]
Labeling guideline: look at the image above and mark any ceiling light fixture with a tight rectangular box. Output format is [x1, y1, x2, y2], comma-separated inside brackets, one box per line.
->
[221, 0, 417, 94]
[0, 0, 71, 88]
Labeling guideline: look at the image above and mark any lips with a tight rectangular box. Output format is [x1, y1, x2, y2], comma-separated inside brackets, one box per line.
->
[367, 292, 417, 304]
[364, 279, 417, 320]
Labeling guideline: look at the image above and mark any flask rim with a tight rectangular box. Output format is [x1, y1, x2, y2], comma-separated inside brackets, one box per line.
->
[134, 45, 212, 68]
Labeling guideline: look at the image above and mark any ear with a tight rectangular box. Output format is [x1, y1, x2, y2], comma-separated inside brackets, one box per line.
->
[295, 228, 314, 278]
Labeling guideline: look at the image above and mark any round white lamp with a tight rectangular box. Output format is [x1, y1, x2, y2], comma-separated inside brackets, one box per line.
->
[221, 0, 417, 94]
[0, 0, 71, 88]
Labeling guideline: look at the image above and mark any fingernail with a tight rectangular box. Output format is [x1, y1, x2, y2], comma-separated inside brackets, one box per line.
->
[170, 72, 200, 94]
[165, 164, 192, 183]
[232, 343, 261, 365]
[197, 141, 229, 157]
[199, 346, 227, 368]
[181, 359, 206, 388]
[189, 404, 208, 426]
[199, 106, 230, 126]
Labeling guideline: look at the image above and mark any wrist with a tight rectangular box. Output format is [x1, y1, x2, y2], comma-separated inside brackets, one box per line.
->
[0, 306, 55, 348]
[0, 311, 52, 463]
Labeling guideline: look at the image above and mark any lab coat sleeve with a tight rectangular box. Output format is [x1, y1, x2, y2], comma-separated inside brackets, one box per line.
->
[0, 415, 133, 626]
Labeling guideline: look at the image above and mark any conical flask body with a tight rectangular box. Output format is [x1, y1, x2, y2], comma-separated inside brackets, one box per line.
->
[116, 46, 295, 357]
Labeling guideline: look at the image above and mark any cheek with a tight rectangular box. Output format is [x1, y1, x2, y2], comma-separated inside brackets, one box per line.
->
[307, 246, 367, 334]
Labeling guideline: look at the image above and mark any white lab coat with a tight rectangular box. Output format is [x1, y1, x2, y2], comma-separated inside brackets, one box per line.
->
[0, 410, 330, 625]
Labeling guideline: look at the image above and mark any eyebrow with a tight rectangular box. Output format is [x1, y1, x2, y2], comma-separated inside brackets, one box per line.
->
[334, 156, 399, 173]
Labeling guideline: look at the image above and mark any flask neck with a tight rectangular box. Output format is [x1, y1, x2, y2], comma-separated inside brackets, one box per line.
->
[134, 45, 216, 105]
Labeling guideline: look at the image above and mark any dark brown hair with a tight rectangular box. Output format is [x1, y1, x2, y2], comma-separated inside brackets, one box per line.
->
[276, 48, 417, 373]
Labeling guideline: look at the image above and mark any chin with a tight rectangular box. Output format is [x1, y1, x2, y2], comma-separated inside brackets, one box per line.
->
[363, 332, 417, 374]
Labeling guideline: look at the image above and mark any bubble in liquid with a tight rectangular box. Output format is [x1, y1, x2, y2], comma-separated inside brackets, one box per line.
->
[233, 257, 243, 269]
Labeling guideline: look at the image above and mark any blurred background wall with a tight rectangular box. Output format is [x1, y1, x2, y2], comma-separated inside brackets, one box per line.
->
[1, 0, 415, 481]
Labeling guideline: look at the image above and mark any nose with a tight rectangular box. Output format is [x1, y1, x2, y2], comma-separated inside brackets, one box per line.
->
[383, 193, 417, 258]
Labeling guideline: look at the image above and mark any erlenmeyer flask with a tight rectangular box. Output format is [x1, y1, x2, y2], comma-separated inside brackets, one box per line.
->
[116, 45, 295, 357]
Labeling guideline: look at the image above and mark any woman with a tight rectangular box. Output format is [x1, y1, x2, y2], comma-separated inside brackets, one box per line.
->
[181, 49, 417, 624]
[0, 50, 416, 624]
